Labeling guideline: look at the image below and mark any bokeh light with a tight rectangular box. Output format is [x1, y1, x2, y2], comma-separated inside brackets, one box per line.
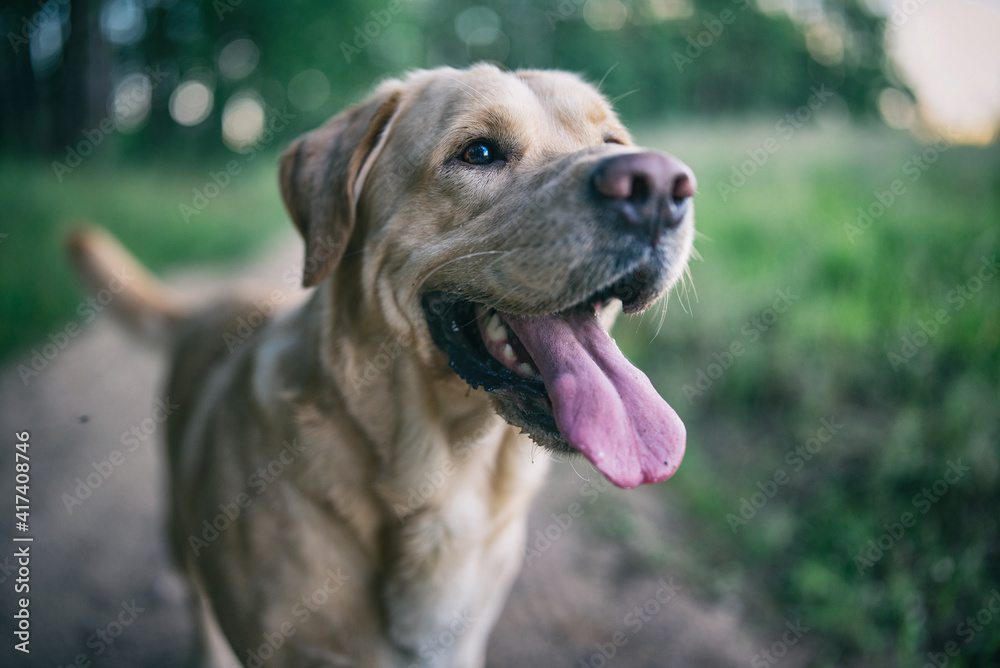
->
[877, 87, 917, 130]
[805, 20, 846, 66]
[222, 92, 265, 152]
[169, 79, 215, 127]
[584, 0, 628, 31]
[638, 0, 694, 22]
[455, 6, 501, 46]
[99, 0, 146, 46]
[110, 72, 152, 133]
[28, 2, 65, 78]
[217, 38, 260, 81]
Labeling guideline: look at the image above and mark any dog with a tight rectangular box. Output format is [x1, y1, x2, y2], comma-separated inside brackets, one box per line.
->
[69, 63, 696, 667]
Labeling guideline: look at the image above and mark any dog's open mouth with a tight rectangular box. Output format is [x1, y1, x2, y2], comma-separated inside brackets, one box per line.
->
[423, 282, 685, 489]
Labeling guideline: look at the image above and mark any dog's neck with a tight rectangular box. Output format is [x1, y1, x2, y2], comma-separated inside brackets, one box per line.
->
[270, 277, 546, 657]
[288, 275, 548, 508]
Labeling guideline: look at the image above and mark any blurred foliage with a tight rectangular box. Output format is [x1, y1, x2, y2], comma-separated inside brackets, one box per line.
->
[1, 0, 892, 158]
[0, 156, 287, 361]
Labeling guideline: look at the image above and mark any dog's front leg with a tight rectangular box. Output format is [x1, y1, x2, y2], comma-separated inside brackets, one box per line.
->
[378, 429, 545, 668]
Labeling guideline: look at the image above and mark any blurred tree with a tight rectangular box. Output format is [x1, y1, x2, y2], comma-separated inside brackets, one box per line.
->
[0, 0, 891, 159]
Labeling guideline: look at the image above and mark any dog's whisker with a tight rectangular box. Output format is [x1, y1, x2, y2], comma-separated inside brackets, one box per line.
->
[651, 295, 668, 342]
[445, 75, 491, 105]
[684, 264, 698, 305]
[608, 89, 639, 107]
[675, 272, 693, 316]
[596, 62, 619, 93]
[675, 276, 687, 316]
[568, 457, 592, 483]
[409, 250, 507, 301]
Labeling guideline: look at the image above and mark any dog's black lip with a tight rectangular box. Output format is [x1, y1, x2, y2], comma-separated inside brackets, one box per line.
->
[575, 257, 665, 315]
[421, 258, 662, 395]
[422, 293, 548, 396]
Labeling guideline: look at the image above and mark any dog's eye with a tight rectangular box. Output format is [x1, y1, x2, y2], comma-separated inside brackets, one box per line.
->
[460, 140, 502, 165]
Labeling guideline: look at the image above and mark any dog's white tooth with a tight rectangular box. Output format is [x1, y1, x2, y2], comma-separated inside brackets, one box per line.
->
[516, 362, 536, 378]
[502, 343, 517, 363]
[487, 313, 507, 342]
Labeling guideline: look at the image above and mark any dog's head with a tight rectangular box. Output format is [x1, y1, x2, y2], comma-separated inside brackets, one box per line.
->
[280, 64, 695, 488]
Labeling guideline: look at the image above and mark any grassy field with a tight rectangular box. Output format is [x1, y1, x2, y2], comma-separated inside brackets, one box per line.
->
[2, 123, 998, 665]
[0, 154, 288, 365]
[607, 121, 999, 666]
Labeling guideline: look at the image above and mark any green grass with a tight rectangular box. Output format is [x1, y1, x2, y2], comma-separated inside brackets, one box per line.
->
[0, 155, 288, 364]
[604, 121, 1000, 666]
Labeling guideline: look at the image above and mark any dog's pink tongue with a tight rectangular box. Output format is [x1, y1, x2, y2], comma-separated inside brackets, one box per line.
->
[504, 310, 685, 489]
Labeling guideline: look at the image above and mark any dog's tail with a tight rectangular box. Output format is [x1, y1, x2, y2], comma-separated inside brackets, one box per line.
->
[67, 226, 187, 345]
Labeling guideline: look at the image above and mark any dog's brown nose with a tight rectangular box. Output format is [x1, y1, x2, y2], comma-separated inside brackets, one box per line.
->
[591, 152, 696, 235]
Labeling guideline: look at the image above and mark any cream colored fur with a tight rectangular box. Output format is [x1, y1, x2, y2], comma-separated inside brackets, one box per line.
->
[68, 64, 694, 667]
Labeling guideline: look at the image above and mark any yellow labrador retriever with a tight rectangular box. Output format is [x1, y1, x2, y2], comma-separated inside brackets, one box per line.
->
[70, 64, 696, 667]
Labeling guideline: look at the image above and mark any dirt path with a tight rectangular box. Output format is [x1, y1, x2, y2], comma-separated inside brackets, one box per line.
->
[0, 235, 799, 667]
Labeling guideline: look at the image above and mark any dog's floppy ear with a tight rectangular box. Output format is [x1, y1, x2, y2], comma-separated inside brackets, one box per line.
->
[280, 84, 403, 287]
